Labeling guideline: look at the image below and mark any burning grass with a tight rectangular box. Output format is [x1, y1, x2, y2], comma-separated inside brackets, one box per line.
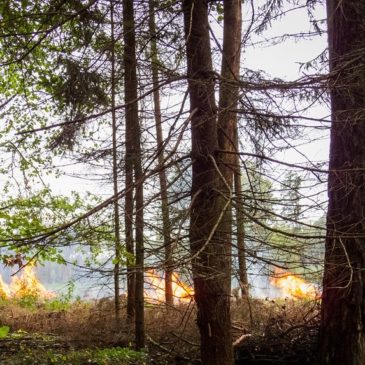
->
[0, 267, 321, 364]
[145, 270, 194, 305]
[270, 269, 320, 300]
[0, 264, 54, 300]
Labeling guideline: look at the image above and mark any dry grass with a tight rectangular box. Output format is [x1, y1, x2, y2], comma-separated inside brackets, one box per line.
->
[232, 297, 320, 364]
[0, 298, 124, 346]
[0, 296, 320, 364]
[0, 297, 200, 363]
[232, 296, 320, 331]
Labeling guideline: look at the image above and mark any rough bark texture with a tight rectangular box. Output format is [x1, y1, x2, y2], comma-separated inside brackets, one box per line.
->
[217, 0, 247, 298]
[234, 160, 249, 297]
[320, 1, 365, 364]
[218, 0, 242, 182]
[125, 150, 135, 322]
[110, 0, 121, 325]
[183, 1, 241, 364]
[123, 0, 135, 321]
[148, 0, 174, 307]
[123, 0, 145, 349]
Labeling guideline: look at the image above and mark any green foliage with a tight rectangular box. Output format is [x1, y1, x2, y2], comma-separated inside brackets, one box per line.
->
[8, 329, 29, 339]
[0, 190, 84, 264]
[43, 281, 75, 311]
[42, 299, 70, 311]
[0, 189, 81, 237]
[0, 188, 124, 270]
[1, 347, 146, 365]
[0, 325, 10, 338]
[280, 172, 303, 224]
[15, 295, 39, 310]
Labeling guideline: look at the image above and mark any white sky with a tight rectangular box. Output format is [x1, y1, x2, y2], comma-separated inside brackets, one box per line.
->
[0, 1, 331, 299]
[39, 2, 329, 200]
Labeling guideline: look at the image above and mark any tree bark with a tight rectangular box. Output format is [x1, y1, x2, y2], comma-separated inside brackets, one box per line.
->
[148, 0, 174, 307]
[217, 0, 246, 298]
[125, 138, 135, 322]
[319, 1, 365, 364]
[123, 0, 145, 348]
[110, 0, 121, 326]
[234, 159, 249, 297]
[218, 0, 242, 181]
[123, 0, 135, 321]
[183, 1, 241, 364]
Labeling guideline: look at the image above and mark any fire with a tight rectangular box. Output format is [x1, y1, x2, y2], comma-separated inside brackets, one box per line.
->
[270, 269, 318, 300]
[0, 276, 10, 299]
[11, 264, 54, 299]
[171, 272, 194, 302]
[145, 270, 194, 304]
[0, 264, 54, 300]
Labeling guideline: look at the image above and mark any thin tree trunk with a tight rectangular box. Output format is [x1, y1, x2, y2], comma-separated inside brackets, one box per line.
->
[110, 0, 121, 325]
[217, 0, 244, 299]
[148, 0, 174, 307]
[183, 1, 238, 364]
[234, 160, 249, 297]
[134, 157, 145, 350]
[123, 0, 145, 349]
[123, 0, 135, 320]
[319, 1, 365, 364]
[125, 137, 135, 322]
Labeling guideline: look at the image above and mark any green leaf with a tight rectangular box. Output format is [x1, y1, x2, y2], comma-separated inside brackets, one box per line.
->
[0, 326, 10, 338]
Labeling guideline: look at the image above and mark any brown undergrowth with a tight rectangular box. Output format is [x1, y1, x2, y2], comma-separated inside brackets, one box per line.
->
[232, 297, 320, 364]
[0, 297, 200, 364]
[0, 297, 320, 364]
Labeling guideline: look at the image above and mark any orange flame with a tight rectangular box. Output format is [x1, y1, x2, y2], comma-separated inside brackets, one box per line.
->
[145, 270, 194, 304]
[0, 264, 54, 300]
[270, 269, 318, 300]
[0, 276, 10, 299]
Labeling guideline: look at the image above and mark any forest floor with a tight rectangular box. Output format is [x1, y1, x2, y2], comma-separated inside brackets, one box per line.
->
[0, 297, 320, 365]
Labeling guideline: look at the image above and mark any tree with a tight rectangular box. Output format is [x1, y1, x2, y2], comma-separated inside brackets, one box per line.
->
[183, 0, 241, 364]
[319, 0, 365, 364]
[234, 155, 249, 297]
[122, 0, 145, 349]
[110, 0, 122, 327]
[148, 0, 174, 307]
[122, 0, 136, 322]
[221, 0, 249, 298]
[0, 0, 333, 361]
[280, 171, 303, 227]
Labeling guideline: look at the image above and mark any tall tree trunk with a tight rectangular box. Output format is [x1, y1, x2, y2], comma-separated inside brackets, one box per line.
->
[125, 131, 135, 322]
[319, 1, 365, 364]
[234, 160, 249, 297]
[134, 146, 145, 350]
[148, 0, 174, 307]
[217, 0, 245, 298]
[123, 0, 145, 350]
[183, 1, 241, 364]
[110, 0, 121, 325]
[123, 0, 135, 321]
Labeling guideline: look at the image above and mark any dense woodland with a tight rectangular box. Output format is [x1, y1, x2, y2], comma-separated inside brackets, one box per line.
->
[0, 0, 364, 364]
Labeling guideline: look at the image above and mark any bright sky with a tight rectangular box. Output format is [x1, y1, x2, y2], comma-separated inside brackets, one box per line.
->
[0, 1, 331, 299]
[39, 2, 329, 201]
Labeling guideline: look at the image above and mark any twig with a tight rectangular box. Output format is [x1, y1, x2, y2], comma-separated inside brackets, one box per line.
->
[233, 334, 252, 348]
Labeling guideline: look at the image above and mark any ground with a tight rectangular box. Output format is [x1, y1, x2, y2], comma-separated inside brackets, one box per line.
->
[0, 296, 319, 364]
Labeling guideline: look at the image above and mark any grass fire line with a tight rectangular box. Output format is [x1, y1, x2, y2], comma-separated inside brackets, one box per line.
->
[145, 270, 194, 304]
[270, 269, 320, 300]
[0, 264, 54, 300]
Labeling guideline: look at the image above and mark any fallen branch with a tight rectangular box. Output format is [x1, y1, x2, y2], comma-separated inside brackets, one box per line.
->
[233, 334, 252, 348]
